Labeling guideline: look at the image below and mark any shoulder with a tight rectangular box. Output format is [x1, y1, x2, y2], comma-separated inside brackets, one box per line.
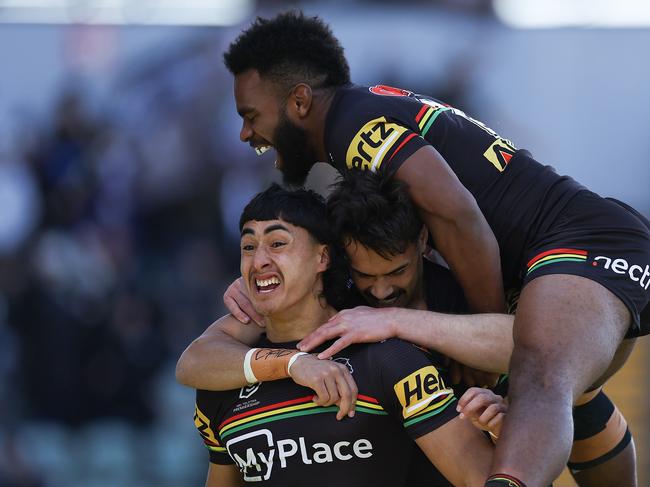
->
[364, 338, 432, 367]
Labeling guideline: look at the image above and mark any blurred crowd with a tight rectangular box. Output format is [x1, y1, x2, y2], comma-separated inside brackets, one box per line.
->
[0, 33, 280, 484]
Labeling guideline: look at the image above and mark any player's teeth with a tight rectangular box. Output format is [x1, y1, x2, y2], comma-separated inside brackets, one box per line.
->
[256, 277, 279, 287]
[255, 145, 271, 156]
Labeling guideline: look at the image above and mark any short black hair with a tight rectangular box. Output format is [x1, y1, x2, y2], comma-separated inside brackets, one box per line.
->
[224, 10, 350, 92]
[239, 183, 348, 309]
[327, 172, 423, 259]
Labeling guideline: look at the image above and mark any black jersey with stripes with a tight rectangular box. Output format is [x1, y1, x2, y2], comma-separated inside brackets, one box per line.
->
[195, 335, 458, 486]
[324, 84, 585, 288]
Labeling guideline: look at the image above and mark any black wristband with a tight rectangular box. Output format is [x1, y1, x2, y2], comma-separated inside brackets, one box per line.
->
[485, 473, 527, 487]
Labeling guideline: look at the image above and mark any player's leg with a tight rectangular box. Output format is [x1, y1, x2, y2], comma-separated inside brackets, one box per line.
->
[490, 274, 630, 487]
[569, 387, 637, 487]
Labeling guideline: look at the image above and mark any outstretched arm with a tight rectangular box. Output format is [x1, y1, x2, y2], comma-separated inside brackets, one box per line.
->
[298, 306, 513, 373]
[176, 315, 263, 390]
[395, 145, 505, 313]
[176, 315, 358, 419]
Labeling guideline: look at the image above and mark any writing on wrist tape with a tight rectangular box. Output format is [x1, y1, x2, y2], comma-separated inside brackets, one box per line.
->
[243, 348, 304, 383]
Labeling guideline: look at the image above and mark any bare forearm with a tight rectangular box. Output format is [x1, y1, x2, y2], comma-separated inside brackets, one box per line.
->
[391, 308, 513, 373]
[176, 329, 250, 390]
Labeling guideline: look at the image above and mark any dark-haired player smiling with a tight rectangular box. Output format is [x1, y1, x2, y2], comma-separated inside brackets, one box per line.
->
[217, 11, 650, 487]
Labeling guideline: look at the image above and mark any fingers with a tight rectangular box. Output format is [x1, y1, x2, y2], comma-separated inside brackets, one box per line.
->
[224, 288, 250, 323]
[223, 278, 265, 325]
[478, 403, 505, 425]
[316, 336, 352, 360]
[297, 320, 342, 352]
[457, 387, 484, 409]
[335, 370, 358, 420]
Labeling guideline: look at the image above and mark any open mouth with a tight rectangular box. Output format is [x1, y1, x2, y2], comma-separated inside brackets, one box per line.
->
[255, 276, 281, 293]
[254, 145, 272, 156]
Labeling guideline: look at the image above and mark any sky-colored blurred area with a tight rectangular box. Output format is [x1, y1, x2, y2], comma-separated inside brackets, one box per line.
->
[0, 1, 648, 486]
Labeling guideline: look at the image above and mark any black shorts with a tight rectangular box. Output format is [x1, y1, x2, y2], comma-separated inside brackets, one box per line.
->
[522, 191, 650, 338]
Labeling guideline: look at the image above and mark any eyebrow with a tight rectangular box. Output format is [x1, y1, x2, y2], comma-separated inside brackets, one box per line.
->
[351, 262, 409, 277]
[237, 106, 256, 118]
[241, 223, 291, 237]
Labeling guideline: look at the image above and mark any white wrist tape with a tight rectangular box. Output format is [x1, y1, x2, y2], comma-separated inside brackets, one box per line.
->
[243, 348, 259, 384]
[287, 352, 308, 377]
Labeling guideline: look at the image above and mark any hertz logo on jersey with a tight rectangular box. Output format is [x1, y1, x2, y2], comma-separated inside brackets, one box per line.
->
[394, 366, 453, 419]
[195, 404, 223, 451]
[345, 117, 409, 172]
[483, 138, 516, 172]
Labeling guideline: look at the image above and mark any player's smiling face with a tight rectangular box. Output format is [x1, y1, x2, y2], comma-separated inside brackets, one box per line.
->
[240, 218, 329, 317]
[234, 69, 280, 155]
[345, 240, 424, 309]
[234, 69, 318, 185]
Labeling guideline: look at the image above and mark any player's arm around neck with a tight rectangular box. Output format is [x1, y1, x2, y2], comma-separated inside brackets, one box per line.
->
[395, 145, 505, 313]
[392, 308, 513, 374]
[176, 314, 264, 390]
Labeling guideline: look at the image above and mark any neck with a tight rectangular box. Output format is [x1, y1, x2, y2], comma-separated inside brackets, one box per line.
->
[309, 88, 338, 162]
[265, 297, 337, 343]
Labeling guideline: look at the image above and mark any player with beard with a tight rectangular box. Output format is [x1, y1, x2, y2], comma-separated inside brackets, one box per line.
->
[220, 11, 650, 487]
[193, 183, 493, 487]
[179, 172, 638, 486]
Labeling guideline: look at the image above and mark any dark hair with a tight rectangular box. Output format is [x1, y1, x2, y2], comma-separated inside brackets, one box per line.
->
[224, 10, 350, 92]
[327, 172, 423, 259]
[239, 183, 348, 309]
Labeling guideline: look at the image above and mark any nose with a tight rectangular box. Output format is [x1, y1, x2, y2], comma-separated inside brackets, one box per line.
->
[252, 246, 271, 271]
[240, 119, 253, 142]
[369, 281, 395, 301]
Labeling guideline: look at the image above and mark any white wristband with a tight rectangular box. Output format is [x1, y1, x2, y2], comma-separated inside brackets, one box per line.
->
[287, 352, 308, 377]
[243, 348, 259, 384]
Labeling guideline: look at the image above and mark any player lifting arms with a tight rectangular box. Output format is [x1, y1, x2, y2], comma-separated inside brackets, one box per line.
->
[216, 11, 650, 487]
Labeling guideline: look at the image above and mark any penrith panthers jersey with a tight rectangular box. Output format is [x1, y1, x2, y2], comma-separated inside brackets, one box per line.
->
[195, 336, 457, 486]
[324, 84, 585, 287]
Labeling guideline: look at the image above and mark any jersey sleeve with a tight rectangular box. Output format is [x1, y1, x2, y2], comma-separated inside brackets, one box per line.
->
[368, 339, 458, 440]
[328, 104, 428, 178]
[194, 389, 234, 465]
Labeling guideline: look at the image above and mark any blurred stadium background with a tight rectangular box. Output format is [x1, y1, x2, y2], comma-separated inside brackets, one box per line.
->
[0, 1, 648, 485]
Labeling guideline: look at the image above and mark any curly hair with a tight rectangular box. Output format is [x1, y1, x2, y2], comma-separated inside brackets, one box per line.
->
[327, 172, 423, 259]
[224, 10, 350, 92]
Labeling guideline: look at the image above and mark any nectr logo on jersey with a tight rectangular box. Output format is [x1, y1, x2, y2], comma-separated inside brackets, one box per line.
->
[592, 255, 650, 290]
[226, 429, 373, 482]
[483, 138, 516, 172]
[346, 117, 409, 172]
[394, 366, 452, 419]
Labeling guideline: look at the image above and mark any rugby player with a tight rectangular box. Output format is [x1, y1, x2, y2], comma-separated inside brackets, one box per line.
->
[193, 184, 493, 486]
[180, 172, 637, 486]
[219, 11, 650, 487]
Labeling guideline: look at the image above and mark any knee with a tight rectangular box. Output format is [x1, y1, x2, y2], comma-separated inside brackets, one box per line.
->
[568, 389, 632, 472]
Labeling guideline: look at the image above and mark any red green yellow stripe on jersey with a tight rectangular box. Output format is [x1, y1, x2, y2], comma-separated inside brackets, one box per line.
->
[218, 394, 388, 440]
[415, 103, 451, 137]
[526, 248, 588, 275]
[402, 391, 455, 429]
[195, 405, 227, 453]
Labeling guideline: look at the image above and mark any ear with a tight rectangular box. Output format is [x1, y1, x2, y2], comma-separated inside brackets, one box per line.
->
[417, 224, 428, 252]
[287, 83, 313, 118]
[316, 244, 330, 272]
